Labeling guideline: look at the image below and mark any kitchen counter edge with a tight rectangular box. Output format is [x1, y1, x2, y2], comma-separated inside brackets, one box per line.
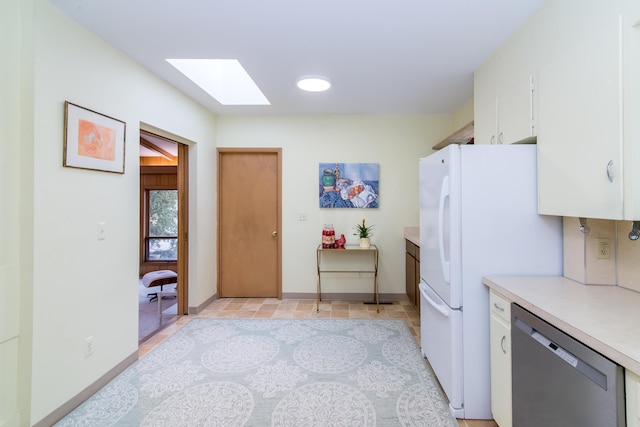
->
[483, 275, 640, 376]
[404, 226, 419, 246]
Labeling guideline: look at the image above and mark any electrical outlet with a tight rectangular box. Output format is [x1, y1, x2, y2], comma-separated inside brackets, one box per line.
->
[596, 238, 611, 259]
[84, 336, 95, 358]
[297, 212, 307, 221]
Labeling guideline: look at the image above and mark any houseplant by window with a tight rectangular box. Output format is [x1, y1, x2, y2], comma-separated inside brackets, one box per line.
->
[353, 218, 374, 248]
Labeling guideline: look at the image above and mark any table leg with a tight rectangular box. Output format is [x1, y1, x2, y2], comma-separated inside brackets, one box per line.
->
[316, 248, 321, 313]
[374, 249, 379, 313]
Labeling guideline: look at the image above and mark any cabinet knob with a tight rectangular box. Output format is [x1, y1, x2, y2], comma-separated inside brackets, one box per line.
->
[501, 335, 507, 354]
[498, 132, 504, 144]
[493, 302, 505, 312]
[272, 231, 278, 237]
[491, 135, 496, 145]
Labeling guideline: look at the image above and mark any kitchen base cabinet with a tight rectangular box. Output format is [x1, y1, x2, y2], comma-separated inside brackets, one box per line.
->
[627, 370, 640, 427]
[405, 240, 420, 310]
[489, 290, 512, 427]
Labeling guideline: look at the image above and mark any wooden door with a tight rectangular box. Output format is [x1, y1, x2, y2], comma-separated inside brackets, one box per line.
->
[177, 142, 189, 314]
[218, 148, 281, 298]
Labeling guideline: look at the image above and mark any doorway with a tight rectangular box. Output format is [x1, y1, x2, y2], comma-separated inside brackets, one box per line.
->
[139, 130, 189, 341]
[217, 148, 282, 298]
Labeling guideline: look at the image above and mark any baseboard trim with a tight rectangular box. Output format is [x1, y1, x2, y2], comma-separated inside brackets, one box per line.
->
[189, 293, 217, 315]
[33, 351, 138, 427]
[282, 292, 409, 302]
[189, 292, 409, 311]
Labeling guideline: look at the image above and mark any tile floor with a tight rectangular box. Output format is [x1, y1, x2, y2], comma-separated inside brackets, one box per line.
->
[139, 298, 498, 427]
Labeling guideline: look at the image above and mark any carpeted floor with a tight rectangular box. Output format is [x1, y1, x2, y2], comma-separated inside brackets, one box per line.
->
[56, 318, 459, 426]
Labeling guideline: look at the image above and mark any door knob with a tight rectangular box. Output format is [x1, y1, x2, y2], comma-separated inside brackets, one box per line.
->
[272, 231, 278, 237]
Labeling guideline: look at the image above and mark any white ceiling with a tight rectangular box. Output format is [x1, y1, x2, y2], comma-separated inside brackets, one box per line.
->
[49, 0, 544, 116]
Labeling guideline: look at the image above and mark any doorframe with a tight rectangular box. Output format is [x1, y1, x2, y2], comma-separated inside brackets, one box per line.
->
[139, 126, 190, 316]
[216, 147, 282, 298]
[177, 142, 189, 314]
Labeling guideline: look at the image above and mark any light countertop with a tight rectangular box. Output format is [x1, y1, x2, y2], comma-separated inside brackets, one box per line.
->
[483, 275, 640, 375]
[404, 226, 419, 246]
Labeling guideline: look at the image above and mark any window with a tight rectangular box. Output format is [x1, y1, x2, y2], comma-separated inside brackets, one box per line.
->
[145, 189, 178, 261]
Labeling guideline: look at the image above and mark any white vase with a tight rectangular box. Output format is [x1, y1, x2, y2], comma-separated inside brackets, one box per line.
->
[359, 237, 370, 248]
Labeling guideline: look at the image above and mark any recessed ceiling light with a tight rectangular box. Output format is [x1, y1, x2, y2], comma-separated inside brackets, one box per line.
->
[296, 76, 331, 92]
[166, 58, 270, 106]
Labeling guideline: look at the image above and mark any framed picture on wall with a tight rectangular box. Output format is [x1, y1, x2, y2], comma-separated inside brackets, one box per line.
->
[319, 162, 379, 208]
[63, 101, 126, 174]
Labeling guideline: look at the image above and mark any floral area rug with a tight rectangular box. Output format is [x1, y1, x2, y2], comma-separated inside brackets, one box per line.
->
[56, 319, 459, 426]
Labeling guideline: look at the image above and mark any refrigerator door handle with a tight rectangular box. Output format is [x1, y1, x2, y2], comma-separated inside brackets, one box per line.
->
[438, 175, 450, 283]
[420, 282, 450, 318]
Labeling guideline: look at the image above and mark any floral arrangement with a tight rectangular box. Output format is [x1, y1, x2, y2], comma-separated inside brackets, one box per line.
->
[353, 218, 374, 238]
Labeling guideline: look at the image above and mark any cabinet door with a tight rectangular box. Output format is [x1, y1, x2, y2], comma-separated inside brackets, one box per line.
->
[627, 370, 640, 427]
[490, 291, 512, 427]
[490, 314, 511, 427]
[474, 94, 498, 145]
[497, 75, 536, 145]
[405, 252, 416, 306]
[415, 257, 420, 313]
[537, 14, 624, 219]
[623, 13, 640, 219]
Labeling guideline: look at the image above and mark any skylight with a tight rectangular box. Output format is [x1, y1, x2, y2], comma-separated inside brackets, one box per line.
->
[166, 59, 270, 106]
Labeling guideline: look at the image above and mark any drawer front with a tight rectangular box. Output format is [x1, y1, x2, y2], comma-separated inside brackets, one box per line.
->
[490, 290, 511, 323]
[405, 240, 416, 257]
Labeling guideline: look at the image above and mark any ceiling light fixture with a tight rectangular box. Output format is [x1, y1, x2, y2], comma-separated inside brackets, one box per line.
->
[296, 76, 331, 92]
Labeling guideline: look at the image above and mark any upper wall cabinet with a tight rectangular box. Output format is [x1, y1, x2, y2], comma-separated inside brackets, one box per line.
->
[475, 29, 539, 146]
[537, 9, 639, 219]
[475, 0, 640, 220]
[475, 72, 536, 146]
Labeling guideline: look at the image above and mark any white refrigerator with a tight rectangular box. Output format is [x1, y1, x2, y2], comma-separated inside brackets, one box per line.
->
[418, 144, 562, 419]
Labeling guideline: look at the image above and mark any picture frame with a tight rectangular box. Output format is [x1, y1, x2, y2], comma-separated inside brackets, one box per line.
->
[63, 101, 126, 174]
[319, 162, 379, 208]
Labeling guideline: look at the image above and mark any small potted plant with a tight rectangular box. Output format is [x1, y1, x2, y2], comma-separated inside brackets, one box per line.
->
[353, 218, 374, 248]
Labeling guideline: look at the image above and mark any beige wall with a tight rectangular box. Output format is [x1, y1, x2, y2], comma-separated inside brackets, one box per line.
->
[1, 0, 26, 425]
[7, 1, 218, 425]
[216, 114, 452, 296]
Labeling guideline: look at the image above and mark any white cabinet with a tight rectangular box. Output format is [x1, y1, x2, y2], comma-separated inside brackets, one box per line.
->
[536, 3, 640, 219]
[474, 0, 640, 219]
[627, 370, 640, 427]
[496, 76, 536, 145]
[489, 290, 512, 427]
[474, 52, 536, 146]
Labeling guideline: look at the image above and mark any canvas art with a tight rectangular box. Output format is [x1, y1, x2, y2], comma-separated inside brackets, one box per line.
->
[319, 163, 379, 208]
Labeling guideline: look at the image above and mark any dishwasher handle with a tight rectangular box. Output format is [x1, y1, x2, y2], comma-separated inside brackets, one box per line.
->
[514, 316, 608, 390]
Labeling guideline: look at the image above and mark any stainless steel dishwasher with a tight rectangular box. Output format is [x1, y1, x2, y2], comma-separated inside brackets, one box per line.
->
[511, 304, 625, 427]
